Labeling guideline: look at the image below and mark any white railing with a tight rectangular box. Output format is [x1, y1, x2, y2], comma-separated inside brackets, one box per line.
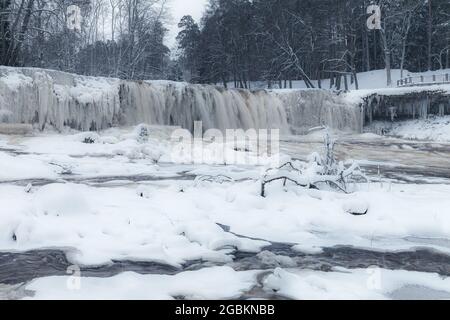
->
[397, 73, 450, 87]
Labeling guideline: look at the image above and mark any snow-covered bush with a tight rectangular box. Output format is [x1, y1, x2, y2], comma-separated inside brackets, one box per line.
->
[73, 132, 101, 144]
[126, 145, 163, 163]
[133, 124, 151, 143]
[261, 132, 367, 197]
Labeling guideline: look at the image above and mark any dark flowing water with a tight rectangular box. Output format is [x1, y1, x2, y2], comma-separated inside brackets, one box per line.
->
[0, 250, 181, 285]
[2, 244, 449, 286]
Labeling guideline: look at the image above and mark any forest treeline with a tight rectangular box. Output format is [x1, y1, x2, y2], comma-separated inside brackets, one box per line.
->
[1, 0, 449, 88]
[0, 0, 171, 79]
[178, 0, 450, 89]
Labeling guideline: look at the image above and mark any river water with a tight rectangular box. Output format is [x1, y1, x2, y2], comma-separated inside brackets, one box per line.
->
[281, 135, 450, 183]
[1, 135, 450, 299]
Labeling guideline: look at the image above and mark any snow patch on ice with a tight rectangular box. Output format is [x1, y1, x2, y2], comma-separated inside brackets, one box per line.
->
[33, 184, 90, 217]
[263, 267, 450, 300]
[25, 267, 259, 300]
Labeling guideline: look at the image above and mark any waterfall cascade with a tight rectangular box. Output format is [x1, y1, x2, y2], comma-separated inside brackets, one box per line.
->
[276, 90, 364, 133]
[120, 81, 289, 133]
[0, 67, 363, 134]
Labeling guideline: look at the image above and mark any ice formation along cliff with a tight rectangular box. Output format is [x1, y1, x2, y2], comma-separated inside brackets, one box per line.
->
[0, 67, 363, 133]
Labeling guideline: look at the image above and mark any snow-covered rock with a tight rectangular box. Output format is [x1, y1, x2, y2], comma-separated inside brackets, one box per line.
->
[343, 199, 369, 216]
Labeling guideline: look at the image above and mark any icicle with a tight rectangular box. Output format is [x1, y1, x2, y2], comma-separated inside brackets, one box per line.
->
[439, 103, 445, 117]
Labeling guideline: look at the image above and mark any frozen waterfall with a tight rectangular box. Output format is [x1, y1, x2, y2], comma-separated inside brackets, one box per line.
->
[0, 67, 363, 133]
[276, 90, 364, 133]
[119, 81, 289, 133]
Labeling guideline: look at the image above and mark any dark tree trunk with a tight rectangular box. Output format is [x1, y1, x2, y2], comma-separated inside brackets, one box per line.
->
[427, 0, 433, 70]
[0, 0, 11, 64]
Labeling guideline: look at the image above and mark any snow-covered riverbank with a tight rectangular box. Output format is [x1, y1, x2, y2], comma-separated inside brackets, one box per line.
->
[1, 126, 450, 299]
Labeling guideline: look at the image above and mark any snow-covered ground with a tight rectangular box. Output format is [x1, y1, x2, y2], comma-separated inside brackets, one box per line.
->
[236, 69, 450, 91]
[1, 126, 450, 300]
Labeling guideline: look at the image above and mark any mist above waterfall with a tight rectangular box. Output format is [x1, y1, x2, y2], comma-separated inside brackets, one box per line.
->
[0, 67, 363, 134]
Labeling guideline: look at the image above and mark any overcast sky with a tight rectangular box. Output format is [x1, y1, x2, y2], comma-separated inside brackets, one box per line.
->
[167, 0, 208, 48]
